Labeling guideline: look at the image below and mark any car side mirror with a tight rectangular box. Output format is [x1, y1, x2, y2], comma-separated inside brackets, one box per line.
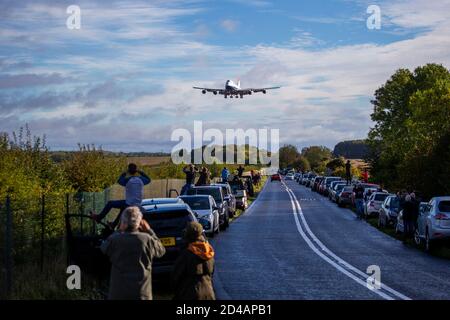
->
[193, 211, 199, 218]
[213, 206, 219, 211]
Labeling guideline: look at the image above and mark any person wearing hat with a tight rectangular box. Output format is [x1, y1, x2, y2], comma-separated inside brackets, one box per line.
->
[171, 222, 216, 300]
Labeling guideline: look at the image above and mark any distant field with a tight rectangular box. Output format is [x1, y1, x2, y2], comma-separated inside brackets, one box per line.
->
[125, 156, 171, 166]
[349, 159, 368, 169]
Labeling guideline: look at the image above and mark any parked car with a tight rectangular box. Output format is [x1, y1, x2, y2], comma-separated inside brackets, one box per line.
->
[179, 195, 220, 237]
[229, 182, 248, 210]
[321, 177, 341, 196]
[328, 180, 344, 199]
[329, 182, 347, 202]
[378, 195, 401, 227]
[285, 173, 295, 181]
[211, 183, 236, 218]
[271, 173, 281, 182]
[396, 202, 427, 234]
[141, 197, 183, 206]
[312, 176, 324, 192]
[305, 174, 316, 187]
[187, 185, 230, 230]
[415, 197, 450, 251]
[336, 186, 354, 207]
[364, 192, 389, 217]
[143, 203, 199, 274]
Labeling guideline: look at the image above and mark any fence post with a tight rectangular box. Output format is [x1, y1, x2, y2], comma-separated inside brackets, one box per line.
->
[5, 195, 13, 297]
[40, 194, 45, 272]
[166, 179, 169, 197]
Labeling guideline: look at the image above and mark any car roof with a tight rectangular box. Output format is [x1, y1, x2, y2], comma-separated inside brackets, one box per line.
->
[192, 185, 222, 190]
[179, 194, 212, 200]
[142, 198, 182, 204]
[143, 203, 193, 212]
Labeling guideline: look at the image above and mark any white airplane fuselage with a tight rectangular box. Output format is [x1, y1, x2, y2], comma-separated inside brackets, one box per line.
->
[225, 80, 240, 92]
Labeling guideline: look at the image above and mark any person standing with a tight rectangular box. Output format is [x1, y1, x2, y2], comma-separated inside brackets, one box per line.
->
[402, 194, 415, 242]
[91, 163, 151, 225]
[353, 184, 365, 219]
[171, 222, 215, 300]
[100, 207, 166, 300]
[196, 167, 211, 186]
[345, 160, 352, 185]
[237, 165, 245, 178]
[221, 167, 230, 183]
[181, 164, 198, 195]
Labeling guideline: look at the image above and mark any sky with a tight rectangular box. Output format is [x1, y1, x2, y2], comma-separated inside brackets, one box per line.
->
[0, 0, 449, 152]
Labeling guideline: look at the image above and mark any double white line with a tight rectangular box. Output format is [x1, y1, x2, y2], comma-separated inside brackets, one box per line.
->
[282, 181, 411, 300]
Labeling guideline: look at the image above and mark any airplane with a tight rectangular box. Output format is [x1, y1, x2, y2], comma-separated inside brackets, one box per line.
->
[193, 80, 280, 99]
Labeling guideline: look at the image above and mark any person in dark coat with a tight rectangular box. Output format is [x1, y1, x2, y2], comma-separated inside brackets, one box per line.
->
[237, 165, 245, 178]
[181, 165, 198, 195]
[171, 222, 215, 300]
[345, 160, 351, 185]
[402, 194, 416, 241]
[196, 167, 211, 186]
[100, 207, 166, 300]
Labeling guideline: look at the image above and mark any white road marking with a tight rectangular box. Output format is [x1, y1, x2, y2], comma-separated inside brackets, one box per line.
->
[282, 181, 411, 300]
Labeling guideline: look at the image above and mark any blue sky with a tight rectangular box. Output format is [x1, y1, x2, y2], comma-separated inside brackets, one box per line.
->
[1, 0, 449, 152]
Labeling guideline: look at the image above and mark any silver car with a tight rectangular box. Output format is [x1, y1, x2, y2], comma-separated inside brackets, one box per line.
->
[415, 196, 450, 251]
[179, 195, 220, 237]
[378, 195, 400, 227]
[364, 192, 389, 217]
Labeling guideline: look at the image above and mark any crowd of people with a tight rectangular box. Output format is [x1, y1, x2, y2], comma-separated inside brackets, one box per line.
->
[90, 163, 262, 300]
[91, 163, 216, 300]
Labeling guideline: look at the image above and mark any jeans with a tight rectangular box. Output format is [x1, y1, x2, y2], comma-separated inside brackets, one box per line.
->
[355, 199, 364, 218]
[97, 199, 127, 221]
[181, 183, 194, 195]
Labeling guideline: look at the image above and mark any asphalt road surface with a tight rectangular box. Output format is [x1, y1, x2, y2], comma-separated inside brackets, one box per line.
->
[211, 179, 450, 300]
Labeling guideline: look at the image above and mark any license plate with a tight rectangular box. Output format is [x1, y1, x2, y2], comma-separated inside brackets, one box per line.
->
[160, 237, 176, 247]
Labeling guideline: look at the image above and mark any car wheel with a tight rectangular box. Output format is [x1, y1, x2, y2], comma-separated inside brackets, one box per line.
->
[414, 229, 422, 246]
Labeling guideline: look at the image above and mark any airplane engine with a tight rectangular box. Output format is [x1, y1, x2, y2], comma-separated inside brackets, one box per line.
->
[213, 91, 217, 95]
[262, 90, 266, 94]
[202, 90, 206, 94]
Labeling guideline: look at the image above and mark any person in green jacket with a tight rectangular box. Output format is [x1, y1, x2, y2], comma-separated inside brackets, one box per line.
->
[100, 206, 165, 300]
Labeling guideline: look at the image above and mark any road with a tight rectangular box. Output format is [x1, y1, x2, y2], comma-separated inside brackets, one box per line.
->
[211, 179, 450, 300]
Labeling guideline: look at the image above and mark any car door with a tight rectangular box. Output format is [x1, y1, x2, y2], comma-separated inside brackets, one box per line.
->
[210, 197, 219, 230]
[381, 197, 390, 221]
[417, 203, 429, 237]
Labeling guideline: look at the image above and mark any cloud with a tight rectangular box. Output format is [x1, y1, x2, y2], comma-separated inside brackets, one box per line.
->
[220, 19, 239, 32]
[0, 73, 72, 88]
[1, 0, 450, 152]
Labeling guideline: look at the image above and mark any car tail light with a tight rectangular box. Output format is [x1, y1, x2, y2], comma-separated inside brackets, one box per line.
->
[435, 213, 450, 220]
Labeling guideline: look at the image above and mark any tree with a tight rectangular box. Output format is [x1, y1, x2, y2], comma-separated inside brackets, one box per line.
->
[367, 63, 450, 198]
[279, 144, 300, 168]
[292, 156, 311, 172]
[62, 144, 126, 192]
[301, 146, 332, 170]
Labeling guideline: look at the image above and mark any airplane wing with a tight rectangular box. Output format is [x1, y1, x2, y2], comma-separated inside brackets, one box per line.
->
[193, 87, 225, 95]
[246, 86, 281, 93]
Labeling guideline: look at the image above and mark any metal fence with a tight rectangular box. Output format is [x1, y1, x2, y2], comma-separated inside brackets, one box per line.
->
[0, 179, 185, 299]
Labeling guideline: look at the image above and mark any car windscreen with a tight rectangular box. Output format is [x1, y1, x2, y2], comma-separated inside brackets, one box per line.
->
[374, 194, 388, 201]
[144, 209, 193, 236]
[390, 198, 400, 208]
[438, 201, 450, 212]
[326, 178, 340, 185]
[180, 197, 210, 210]
[335, 184, 346, 191]
[343, 187, 353, 192]
[194, 188, 222, 203]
